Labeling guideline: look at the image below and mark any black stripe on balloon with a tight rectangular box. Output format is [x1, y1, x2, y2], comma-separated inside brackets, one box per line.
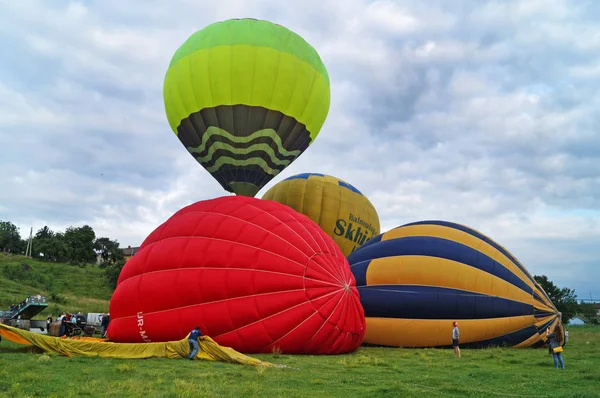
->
[451, 314, 557, 349]
[346, 236, 534, 296]
[535, 317, 557, 335]
[357, 285, 533, 319]
[349, 260, 371, 286]
[193, 148, 291, 171]
[534, 282, 557, 309]
[533, 290, 548, 306]
[534, 309, 557, 319]
[347, 235, 383, 264]
[528, 339, 549, 348]
[456, 325, 539, 349]
[180, 131, 299, 163]
[402, 220, 536, 285]
[204, 165, 274, 194]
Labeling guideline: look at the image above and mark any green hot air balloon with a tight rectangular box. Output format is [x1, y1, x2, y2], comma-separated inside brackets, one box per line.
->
[163, 18, 331, 197]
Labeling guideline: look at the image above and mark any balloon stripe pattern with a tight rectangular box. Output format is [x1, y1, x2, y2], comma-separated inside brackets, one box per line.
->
[163, 19, 330, 197]
[348, 220, 561, 348]
[262, 173, 380, 257]
[108, 196, 365, 354]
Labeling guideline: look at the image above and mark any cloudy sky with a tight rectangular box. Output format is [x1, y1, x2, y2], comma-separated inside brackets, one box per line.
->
[1, 0, 598, 299]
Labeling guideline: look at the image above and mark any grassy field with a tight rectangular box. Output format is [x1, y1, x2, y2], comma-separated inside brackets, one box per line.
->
[1, 326, 598, 397]
[0, 255, 112, 317]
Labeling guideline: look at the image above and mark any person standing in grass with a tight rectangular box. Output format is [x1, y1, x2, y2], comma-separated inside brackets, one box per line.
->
[101, 313, 110, 338]
[188, 326, 203, 360]
[452, 321, 461, 357]
[60, 314, 67, 337]
[546, 325, 565, 369]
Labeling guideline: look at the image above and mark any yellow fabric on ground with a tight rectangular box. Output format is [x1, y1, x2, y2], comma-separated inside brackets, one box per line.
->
[0, 324, 280, 367]
[0, 324, 32, 346]
[60, 336, 109, 342]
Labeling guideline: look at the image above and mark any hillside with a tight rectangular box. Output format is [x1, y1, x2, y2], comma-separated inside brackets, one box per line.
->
[0, 254, 113, 317]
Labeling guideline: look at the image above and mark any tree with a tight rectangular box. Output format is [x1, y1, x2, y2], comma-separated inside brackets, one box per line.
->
[534, 275, 579, 322]
[35, 226, 54, 240]
[0, 220, 26, 254]
[95, 237, 124, 267]
[33, 226, 65, 262]
[106, 258, 127, 289]
[63, 225, 97, 265]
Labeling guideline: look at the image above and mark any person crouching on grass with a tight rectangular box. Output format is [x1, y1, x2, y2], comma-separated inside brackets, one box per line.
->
[452, 321, 461, 357]
[188, 326, 203, 360]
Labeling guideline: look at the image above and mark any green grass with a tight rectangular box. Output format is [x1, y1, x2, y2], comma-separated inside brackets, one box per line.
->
[0, 255, 112, 317]
[1, 326, 598, 397]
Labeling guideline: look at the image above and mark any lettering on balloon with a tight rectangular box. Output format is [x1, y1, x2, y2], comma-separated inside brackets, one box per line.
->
[137, 311, 151, 342]
[333, 213, 376, 253]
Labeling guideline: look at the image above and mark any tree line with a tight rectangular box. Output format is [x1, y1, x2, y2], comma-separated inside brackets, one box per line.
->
[534, 275, 599, 325]
[1, 220, 126, 288]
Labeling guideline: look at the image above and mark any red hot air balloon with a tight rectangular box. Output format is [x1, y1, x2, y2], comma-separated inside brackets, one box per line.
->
[107, 196, 365, 354]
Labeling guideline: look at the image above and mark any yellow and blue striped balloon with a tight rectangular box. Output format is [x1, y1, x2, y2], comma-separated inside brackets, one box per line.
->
[348, 220, 561, 348]
[262, 173, 380, 257]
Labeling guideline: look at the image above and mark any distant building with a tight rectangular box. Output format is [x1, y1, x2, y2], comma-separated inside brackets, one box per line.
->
[122, 246, 139, 261]
[567, 316, 587, 326]
[96, 245, 140, 264]
[594, 303, 600, 316]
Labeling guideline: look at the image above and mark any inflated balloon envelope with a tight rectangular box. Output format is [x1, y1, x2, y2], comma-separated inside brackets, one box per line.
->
[108, 196, 365, 354]
[262, 172, 381, 257]
[163, 18, 330, 197]
[348, 220, 561, 348]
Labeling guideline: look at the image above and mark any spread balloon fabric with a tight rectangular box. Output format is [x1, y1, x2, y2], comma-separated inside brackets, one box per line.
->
[262, 173, 380, 257]
[108, 196, 365, 354]
[163, 18, 330, 197]
[0, 324, 281, 367]
[348, 220, 561, 348]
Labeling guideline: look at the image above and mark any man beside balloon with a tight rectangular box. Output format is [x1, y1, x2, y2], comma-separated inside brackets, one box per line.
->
[105, 18, 562, 357]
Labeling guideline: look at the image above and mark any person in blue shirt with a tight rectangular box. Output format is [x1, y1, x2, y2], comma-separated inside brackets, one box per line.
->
[188, 326, 203, 360]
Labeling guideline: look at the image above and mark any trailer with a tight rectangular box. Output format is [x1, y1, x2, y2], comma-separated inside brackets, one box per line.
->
[82, 312, 103, 335]
[86, 312, 102, 327]
[1, 295, 48, 330]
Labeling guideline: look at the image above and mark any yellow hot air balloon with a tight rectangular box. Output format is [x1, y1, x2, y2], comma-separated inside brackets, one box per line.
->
[163, 19, 330, 197]
[262, 173, 380, 256]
